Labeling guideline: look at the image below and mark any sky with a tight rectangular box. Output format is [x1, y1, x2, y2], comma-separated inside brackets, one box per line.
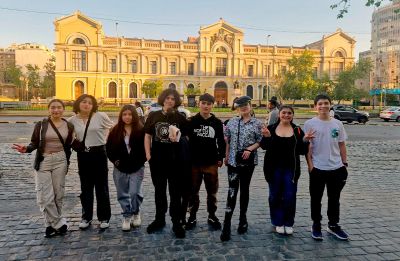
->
[0, 0, 378, 57]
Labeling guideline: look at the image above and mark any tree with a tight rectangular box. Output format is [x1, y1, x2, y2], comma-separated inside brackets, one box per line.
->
[313, 73, 335, 98]
[4, 65, 23, 86]
[331, 0, 391, 18]
[142, 79, 163, 98]
[184, 86, 201, 96]
[281, 51, 317, 103]
[333, 59, 373, 103]
[25, 64, 40, 98]
[41, 57, 56, 97]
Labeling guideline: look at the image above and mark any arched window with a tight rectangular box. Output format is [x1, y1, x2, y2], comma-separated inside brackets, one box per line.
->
[108, 82, 117, 98]
[263, 86, 268, 100]
[168, 83, 176, 90]
[216, 46, 227, 53]
[335, 51, 344, 58]
[246, 85, 253, 99]
[73, 38, 85, 45]
[129, 82, 138, 98]
[74, 80, 85, 98]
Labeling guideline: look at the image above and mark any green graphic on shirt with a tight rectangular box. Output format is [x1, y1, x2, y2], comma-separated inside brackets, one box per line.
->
[331, 128, 339, 138]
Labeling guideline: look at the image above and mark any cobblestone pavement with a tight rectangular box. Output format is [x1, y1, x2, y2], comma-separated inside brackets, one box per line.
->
[0, 124, 400, 261]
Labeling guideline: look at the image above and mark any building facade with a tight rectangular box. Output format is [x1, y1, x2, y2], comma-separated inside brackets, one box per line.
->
[371, 0, 400, 90]
[54, 11, 355, 105]
[0, 48, 16, 83]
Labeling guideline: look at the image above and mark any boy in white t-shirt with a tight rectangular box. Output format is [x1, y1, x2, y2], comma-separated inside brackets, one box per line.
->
[304, 94, 349, 241]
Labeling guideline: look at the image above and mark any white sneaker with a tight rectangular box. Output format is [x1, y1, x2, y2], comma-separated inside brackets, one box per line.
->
[285, 226, 294, 235]
[79, 219, 91, 229]
[276, 226, 285, 234]
[122, 217, 131, 231]
[132, 214, 142, 227]
[99, 220, 110, 229]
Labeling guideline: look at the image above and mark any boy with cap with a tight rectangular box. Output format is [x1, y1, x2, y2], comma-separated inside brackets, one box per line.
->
[186, 93, 226, 230]
[267, 96, 279, 126]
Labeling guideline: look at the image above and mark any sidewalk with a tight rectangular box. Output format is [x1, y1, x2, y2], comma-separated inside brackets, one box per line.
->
[0, 137, 399, 260]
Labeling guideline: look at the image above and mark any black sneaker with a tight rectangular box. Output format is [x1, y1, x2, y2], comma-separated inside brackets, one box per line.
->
[327, 225, 349, 241]
[207, 215, 221, 230]
[185, 215, 197, 230]
[237, 220, 248, 234]
[220, 223, 231, 242]
[172, 223, 186, 238]
[57, 224, 68, 235]
[44, 226, 57, 238]
[146, 219, 166, 234]
[311, 223, 323, 241]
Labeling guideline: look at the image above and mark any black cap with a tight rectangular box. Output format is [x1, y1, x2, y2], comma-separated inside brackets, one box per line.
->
[269, 96, 278, 106]
[199, 93, 215, 103]
[234, 96, 252, 107]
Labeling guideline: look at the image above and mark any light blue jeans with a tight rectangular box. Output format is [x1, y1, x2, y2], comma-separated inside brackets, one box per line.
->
[113, 167, 144, 217]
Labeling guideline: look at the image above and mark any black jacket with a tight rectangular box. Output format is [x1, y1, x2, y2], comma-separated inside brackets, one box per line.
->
[106, 127, 146, 173]
[26, 118, 74, 171]
[260, 122, 309, 183]
[188, 113, 226, 166]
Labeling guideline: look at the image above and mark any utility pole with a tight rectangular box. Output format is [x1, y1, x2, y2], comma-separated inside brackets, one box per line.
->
[266, 34, 271, 103]
[116, 22, 121, 106]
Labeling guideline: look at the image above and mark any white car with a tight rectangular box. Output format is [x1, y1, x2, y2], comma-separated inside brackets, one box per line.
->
[379, 106, 400, 122]
[145, 102, 191, 118]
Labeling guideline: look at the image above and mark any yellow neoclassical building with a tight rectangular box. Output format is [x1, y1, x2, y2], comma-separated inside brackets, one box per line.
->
[54, 11, 355, 105]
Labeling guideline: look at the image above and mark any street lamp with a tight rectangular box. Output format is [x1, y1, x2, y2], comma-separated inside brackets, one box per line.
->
[266, 34, 271, 103]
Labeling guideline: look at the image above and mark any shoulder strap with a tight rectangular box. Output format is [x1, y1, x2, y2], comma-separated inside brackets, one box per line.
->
[236, 118, 241, 145]
[81, 112, 92, 146]
[48, 118, 65, 147]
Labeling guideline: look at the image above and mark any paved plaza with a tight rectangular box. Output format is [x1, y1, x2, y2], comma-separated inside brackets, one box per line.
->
[0, 122, 399, 260]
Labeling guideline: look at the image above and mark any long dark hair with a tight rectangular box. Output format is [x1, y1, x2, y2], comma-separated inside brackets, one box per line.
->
[108, 105, 143, 145]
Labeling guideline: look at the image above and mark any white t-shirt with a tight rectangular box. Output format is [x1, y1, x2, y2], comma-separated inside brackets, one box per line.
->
[68, 112, 114, 147]
[304, 117, 347, 170]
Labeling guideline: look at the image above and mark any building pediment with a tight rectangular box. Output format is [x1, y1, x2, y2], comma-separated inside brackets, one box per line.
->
[54, 10, 101, 29]
[200, 18, 244, 35]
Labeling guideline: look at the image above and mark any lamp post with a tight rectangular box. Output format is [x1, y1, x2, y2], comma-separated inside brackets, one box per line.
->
[116, 22, 121, 106]
[266, 34, 271, 103]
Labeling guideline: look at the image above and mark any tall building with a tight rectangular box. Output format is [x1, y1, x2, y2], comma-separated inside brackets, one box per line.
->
[54, 11, 355, 105]
[371, 0, 400, 90]
[0, 48, 15, 83]
[10, 43, 54, 79]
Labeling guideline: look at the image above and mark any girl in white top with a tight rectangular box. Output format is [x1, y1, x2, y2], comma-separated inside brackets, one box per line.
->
[68, 94, 114, 230]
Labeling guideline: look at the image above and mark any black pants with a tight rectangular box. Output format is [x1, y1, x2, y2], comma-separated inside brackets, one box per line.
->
[309, 166, 348, 226]
[224, 165, 255, 221]
[149, 159, 190, 224]
[77, 150, 111, 222]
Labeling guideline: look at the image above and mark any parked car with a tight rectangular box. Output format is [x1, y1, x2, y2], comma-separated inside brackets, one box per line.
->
[145, 102, 191, 118]
[139, 99, 154, 107]
[379, 106, 400, 122]
[330, 105, 369, 124]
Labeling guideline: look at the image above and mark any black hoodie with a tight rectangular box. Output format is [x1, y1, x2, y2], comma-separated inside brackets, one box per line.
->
[188, 113, 226, 166]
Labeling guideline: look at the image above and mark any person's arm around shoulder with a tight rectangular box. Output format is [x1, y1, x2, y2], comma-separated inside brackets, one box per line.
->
[216, 119, 226, 167]
[99, 112, 114, 129]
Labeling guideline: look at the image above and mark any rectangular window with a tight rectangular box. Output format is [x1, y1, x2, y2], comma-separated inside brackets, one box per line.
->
[109, 59, 117, 72]
[247, 65, 254, 77]
[130, 60, 137, 73]
[72, 50, 87, 71]
[170, 62, 176, 75]
[188, 62, 194, 75]
[216, 58, 227, 76]
[281, 65, 287, 74]
[150, 61, 157, 74]
[264, 64, 271, 78]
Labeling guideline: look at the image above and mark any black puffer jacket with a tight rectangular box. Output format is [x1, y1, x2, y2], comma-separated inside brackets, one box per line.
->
[260, 122, 309, 183]
[26, 118, 74, 171]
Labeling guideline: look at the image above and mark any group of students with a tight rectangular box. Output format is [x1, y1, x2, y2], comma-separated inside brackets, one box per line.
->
[13, 91, 349, 242]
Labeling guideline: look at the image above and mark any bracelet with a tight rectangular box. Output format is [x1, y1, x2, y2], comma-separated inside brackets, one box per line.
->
[245, 149, 252, 152]
[343, 162, 348, 167]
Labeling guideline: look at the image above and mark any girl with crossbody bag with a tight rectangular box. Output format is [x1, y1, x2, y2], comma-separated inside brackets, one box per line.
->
[12, 99, 74, 238]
